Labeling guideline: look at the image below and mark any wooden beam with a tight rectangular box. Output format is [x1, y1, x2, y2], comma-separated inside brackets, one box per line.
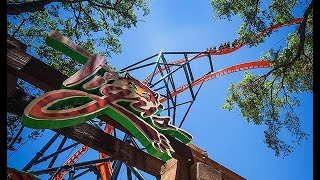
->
[7, 56, 67, 92]
[7, 37, 67, 91]
[7, 38, 245, 180]
[7, 73, 17, 97]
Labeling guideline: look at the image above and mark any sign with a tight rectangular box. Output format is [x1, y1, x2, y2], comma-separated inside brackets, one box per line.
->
[22, 31, 192, 161]
[7, 168, 40, 180]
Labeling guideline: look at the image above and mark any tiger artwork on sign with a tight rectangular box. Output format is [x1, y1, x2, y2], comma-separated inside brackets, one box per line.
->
[22, 52, 192, 161]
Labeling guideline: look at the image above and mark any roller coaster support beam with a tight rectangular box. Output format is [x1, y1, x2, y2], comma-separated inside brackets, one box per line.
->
[68, 167, 75, 180]
[87, 165, 102, 180]
[126, 166, 133, 180]
[22, 133, 60, 171]
[48, 137, 68, 168]
[127, 166, 146, 180]
[110, 161, 123, 180]
[34, 142, 80, 165]
[147, 49, 163, 86]
[73, 169, 91, 179]
[31, 157, 111, 175]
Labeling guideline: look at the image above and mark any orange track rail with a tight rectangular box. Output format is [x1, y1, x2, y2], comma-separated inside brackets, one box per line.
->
[159, 60, 271, 103]
[96, 125, 114, 180]
[142, 18, 302, 85]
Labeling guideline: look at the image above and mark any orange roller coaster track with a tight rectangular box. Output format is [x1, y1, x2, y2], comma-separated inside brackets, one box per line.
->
[142, 18, 302, 85]
[159, 60, 271, 103]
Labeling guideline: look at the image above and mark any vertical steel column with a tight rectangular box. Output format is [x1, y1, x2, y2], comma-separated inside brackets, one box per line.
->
[126, 165, 132, 180]
[23, 132, 60, 171]
[159, 54, 178, 124]
[111, 161, 123, 180]
[147, 50, 163, 86]
[207, 52, 214, 72]
[88, 165, 101, 180]
[68, 167, 75, 180]
[178, 83, 204, 128]
[183, 54, 195, 100]
[127, 166, 146, 180]
[156, 60, 175, 120]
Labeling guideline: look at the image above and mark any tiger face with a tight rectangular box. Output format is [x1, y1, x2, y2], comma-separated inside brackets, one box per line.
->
[111, 72, 164, 117]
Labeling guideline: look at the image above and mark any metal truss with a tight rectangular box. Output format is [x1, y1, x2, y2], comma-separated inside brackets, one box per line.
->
[119, 50, 214, 127]
[22, 122, 147, 180]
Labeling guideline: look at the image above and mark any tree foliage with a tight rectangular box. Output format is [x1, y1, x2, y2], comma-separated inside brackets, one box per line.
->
[7, 0, 149, 151]
[211, 0, 313, 157]
[7, 0, 149, 75]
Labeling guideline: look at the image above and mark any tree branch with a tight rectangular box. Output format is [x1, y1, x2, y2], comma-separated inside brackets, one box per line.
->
[12, 18, 27, 37]
[283, 0, 313, 69]
[91, 4, 109, 29]
[253, 0, 260, 17]
[78, 1, 98, 32]
[303, 52, 312, 62]
[283, 88, 294, 112]
[89, 1, 136, 23]
[7, 0, 76, 15]
[70, 3, 80, 40]
[254, 0, 313, 83]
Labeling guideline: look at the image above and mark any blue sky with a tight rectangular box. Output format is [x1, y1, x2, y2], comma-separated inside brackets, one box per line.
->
[8, 0, 313, 179]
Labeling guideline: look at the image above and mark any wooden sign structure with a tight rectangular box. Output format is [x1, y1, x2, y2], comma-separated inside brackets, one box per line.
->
[7, 35, 245, 180]
[22, 30, 192, 162]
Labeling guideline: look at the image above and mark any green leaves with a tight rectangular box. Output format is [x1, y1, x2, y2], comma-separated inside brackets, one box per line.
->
[269, 0, 297, 23]
[222, 69, 309, 157]
[210, 0, 299, 46]
[212, 0, 313, 157]
[223, 72, 267, 125]
[8, 0, 150, 76]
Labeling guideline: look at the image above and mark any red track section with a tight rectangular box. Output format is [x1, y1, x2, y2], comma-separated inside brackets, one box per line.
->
[159, 60, 271, 103]
[54, 125, 114, 180]
[54, 145, 90, 180]
[142, 18, 302, 85]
